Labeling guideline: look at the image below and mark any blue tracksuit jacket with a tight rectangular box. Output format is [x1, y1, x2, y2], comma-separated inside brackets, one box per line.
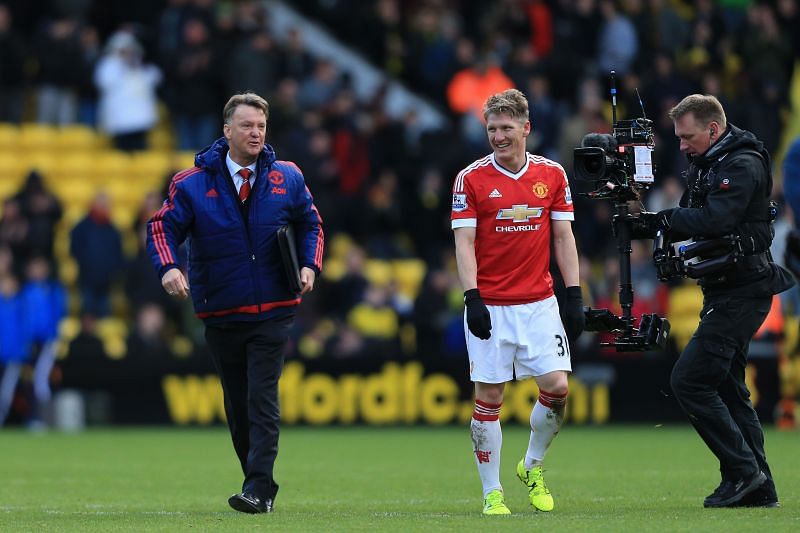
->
[146, 138, 324, 324]
[0, 290, 30, 363]
[21, 280, 67, 343]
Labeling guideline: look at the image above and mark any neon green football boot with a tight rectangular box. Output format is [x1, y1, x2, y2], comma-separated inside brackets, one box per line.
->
[482, 489, 511, 515]
[516, 459, 554, 512]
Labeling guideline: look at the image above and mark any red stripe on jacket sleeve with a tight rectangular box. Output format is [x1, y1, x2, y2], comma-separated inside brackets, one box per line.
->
[150, 167, 201, 267]
[149, 205, 172, 265]
[305, 185, 324, 270]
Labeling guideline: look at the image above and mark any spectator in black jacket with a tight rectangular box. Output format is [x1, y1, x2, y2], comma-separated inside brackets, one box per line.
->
[70, 192, 124, 318]
[13, 171, 62, 267]
[0, 4, 26, 123]
[166, 17, 221, 150]
[34, 15, 84, 125]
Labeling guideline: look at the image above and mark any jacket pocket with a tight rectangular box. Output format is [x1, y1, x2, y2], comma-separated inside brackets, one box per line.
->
[188, 261, 208, 310]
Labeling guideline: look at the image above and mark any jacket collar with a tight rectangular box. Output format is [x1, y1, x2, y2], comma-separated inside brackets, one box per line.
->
[689, 124, 765, 169]
[195, 137, 277, 175]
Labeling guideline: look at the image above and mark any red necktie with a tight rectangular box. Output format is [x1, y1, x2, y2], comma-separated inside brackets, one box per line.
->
[238, 168, 252, 203]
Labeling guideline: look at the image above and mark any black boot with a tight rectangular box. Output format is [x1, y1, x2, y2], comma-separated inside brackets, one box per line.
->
[732, 477, 780, 508]
[703, 470, 767, 508]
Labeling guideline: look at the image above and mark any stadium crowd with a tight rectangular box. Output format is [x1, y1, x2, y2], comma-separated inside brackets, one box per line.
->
[1, 0, 799, 427]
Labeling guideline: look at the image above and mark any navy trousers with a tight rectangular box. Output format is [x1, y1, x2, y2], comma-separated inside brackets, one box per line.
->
[205, 315, 293, 501]
[670, 294, 773, 482]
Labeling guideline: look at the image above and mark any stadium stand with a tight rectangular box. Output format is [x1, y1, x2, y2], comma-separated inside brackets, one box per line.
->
[1, 0, 799, 427]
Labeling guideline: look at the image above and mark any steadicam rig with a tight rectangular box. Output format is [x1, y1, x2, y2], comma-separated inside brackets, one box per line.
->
[573, 72, 671, 352]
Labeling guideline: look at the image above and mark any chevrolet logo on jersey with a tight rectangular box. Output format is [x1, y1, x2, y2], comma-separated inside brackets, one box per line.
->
[496, 204, 543, 222]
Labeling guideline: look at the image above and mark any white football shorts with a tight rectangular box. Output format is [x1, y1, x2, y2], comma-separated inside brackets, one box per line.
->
[465, 295, 572, 383]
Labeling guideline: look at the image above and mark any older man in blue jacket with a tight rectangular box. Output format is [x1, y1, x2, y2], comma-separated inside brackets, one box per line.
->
[147, 93, 324, 514]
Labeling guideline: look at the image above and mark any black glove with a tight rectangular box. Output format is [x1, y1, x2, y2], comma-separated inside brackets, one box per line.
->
[624, 213, 657, 239]
[563, 286, 585, 344]
[464, 288, 492, 340]
[638, 209, 674, 233]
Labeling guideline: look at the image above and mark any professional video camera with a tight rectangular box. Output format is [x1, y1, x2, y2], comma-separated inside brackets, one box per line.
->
[573, 84, 655, 202]
[573, 72, 670, 352]
[573, 121, 653, 203]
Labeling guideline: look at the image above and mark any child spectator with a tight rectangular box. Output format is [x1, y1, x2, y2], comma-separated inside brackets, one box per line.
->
[21, 256, 67, 427]
[0, 272, 30, 426]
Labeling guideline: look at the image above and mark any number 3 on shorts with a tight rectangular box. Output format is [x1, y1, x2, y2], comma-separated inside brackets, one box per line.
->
[554, 334, 570, 357]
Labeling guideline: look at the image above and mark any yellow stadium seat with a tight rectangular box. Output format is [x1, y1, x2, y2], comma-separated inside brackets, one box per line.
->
[328, 233, 355, 261]
[392, 259, 427, 300]
[62, 204, 88, 227]
[666, 282, 704, 351]
[119, 225, 139, 257]
[54, 125, 98, 152]
[148, 127, 175, 151]
[0, 123, 20, 151]
[59, 186, 97, 211]
[0, 179, 17, 201]
[51, 179, 96, 210]
[91, 151, 132, 183]
[321, 256, 345, 281]
[111, 208, 137, 234]
[53, 225, 71, 260]
[0, 151, 26, 190]
[24, 151, 58, 181]
[173, 150, 197, 172]
[59, 256, 78, 286]
[170, 335, 194, 358]
[106, 177, 148, 204]
[94, 131, 112, 149]
[96, 316, 128, 338]
[20, 123, 57, 151]
[667, 282, 703, 317]
[347, 303, 399, 339]
[57, 316, 81, 343]
[131, 151, 172, 184]
[54, 153, 94, 181]
[96, 317, 128, 359]
[364, 259, 392, 287]
[784, 315, 799, 359]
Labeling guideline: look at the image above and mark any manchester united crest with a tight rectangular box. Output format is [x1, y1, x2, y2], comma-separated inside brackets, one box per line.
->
[532, 182, 549, 198]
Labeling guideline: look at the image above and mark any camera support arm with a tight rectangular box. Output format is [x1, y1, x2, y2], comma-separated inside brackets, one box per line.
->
[613, 202, 635, 337]
[583, 203, 671, 351]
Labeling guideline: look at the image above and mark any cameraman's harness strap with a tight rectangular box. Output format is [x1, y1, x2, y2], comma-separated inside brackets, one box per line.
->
[739, 251, 770, 269]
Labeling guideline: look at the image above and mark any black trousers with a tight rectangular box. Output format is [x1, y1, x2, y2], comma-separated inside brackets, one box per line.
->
[670, 293, 773, 481]
[205, 315, 293, 501]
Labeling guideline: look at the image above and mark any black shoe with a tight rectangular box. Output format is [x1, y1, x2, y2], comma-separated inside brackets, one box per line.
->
[228, 492, 274, 513]
[703, 470, 767, 508]
[732, 478, 780, 508]
[703, 479, 732, 507]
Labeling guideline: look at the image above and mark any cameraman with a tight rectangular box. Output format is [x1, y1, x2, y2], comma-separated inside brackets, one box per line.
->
[642, 94, 794, 508]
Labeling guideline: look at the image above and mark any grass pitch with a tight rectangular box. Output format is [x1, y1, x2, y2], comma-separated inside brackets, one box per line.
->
[0, 425, 797, 532]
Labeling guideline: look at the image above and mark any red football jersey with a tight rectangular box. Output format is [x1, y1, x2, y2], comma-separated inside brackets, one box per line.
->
[451, 152, 574, 305]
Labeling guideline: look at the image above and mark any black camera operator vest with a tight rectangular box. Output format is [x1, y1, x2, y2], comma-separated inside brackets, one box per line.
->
[679, 126, 794, 296]
[685, 148, 773, 256]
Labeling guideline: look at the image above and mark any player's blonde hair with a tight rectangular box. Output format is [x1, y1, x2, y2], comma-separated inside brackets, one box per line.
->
[483, 89, 529, 123]
[668, 94, 727, 130]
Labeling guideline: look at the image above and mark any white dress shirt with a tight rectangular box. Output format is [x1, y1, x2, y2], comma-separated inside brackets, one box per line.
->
[226, 152, 257, 195]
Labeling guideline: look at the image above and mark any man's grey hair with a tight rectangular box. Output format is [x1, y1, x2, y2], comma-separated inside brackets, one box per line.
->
[223, 93, 270, 123]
